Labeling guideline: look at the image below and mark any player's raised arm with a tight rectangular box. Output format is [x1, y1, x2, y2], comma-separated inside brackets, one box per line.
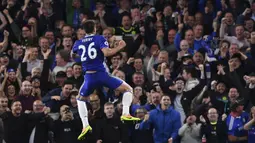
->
[71, 40, 79, 59]
[101, 40, 126, 57]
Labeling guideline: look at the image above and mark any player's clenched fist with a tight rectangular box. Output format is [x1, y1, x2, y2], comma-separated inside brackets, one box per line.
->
[118, 40, 126, 49]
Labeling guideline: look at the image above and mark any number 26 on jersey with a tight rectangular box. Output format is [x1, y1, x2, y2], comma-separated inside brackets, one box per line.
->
[79, 42, 97, 62]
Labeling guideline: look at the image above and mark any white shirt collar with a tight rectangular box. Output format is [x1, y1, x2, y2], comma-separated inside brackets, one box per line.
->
[85, 34, 95, 37]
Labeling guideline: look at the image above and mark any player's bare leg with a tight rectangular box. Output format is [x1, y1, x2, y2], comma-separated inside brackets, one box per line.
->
[77, 95, 92, 140]
[116, 82, 140, 122]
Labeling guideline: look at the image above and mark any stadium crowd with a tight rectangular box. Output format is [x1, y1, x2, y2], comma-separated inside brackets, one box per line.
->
[0, 0, 255, 143]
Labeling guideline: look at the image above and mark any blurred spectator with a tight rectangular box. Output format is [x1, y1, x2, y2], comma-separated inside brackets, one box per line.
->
[43, 80, 73, 113]
[55, 71, 68, 87]
[95, 0, 117, 28]
[65, 66, 73, 78]
[102, 27, 113, 42]
[69, 89, 79, 119]
[130, 107, 153, 143]
[95, 102, 129, 143]
[83, 93, 104, 143]
[16, 80, 40, 112]
[0, 95, 9, 112]
[76, 28, 86, 40]
[67, 62, 83, 89]
[1, 69, 21, 96]
[1, 100, 50, 143]
[226, 100, 249, 143]
[172, 66, 206, 116]
[21, 47, 41, 73]
[31, 76, 43, 98]
[132, 72, 145, 87]
[108, 52, 122, 72]
[178, 114, 201, 143]
[200, 108, 228, 143]
[27, 100, 54, 143]
[88, 94, 104, 122]
[182, 66, 199, 91]
[172, 77, 186, 123]
[53, 50, 74, 75]
[220, 18, 250, 48]
[53, 105, 81, 143]
[38, 36, 53, 62]
[121, 56, 147, 84]
[143, 87, 161, 111]
[61, 25, 73, 37]
[62, 36, 74, 52]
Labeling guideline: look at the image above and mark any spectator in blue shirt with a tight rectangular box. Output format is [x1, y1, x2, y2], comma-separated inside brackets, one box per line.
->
[226, 100, 249, 143]
[139, 95, 181, 143]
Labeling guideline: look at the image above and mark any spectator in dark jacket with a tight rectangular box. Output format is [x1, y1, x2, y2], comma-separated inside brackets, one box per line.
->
[200, 108, 228, 143]
[27, 100, 54, 143]
[42, 80, 73, 113]
[67, 62, 84, 89]
[53, 105, 82, 143]
[130, 107, 153, 143]
[1, 100, 49, 143]
[95, 102, 129, 143]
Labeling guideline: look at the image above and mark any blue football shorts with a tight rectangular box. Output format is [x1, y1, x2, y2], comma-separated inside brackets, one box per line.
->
[79, 71, 123, 97]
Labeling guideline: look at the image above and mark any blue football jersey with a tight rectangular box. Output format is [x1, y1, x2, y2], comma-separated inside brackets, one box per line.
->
[72, 35, 109, 72]
[226, 112, 249, 143]
[248, 125, 255, 143]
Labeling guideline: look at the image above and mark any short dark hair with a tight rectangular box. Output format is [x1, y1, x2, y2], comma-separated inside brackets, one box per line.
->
[121, 14, 132, 21]
[110, 52, 122, 60]
[230, 53, 242, 61]
[175, 77, 185, 83]
[164, 4, 172, 9]
[11, 100, 21, 107]
[183, 66, 197, 78]
[83, 20, 96, 34]
[44, 30, 55, 35]
[132, 72, 144, 77]
[220, 40, 230, 48]
[134, 55, 143, 61]
[230, 98, 245, 112]
[244, 18, 254, 25]
[62, 80, 74, 87]
[72, 62, 82, 68]
[151, 41, 160, 48]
